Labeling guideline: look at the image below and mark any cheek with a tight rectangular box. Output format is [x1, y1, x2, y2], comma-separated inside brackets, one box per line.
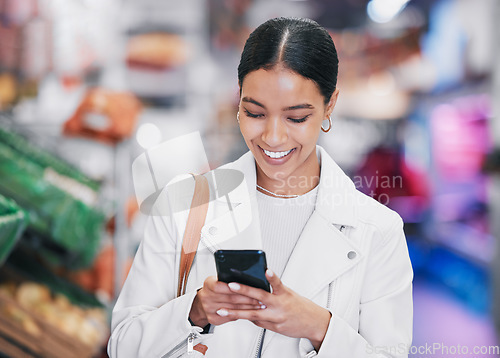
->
[240, 122, 262, 141]
[239, 126, 256, 149]
[292, 121, 322, 144]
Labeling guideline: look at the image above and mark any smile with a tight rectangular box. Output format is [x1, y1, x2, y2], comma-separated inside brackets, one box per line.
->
[262, 148, 294, 159]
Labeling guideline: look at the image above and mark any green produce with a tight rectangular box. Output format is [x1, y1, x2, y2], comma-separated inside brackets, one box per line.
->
[0, 127, 105, 268]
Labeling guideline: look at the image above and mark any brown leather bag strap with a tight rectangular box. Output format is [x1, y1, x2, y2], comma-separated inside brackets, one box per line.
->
[177, 174, 210, 297]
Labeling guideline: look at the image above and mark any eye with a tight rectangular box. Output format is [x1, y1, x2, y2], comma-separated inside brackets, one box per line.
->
[288, 115, 311, 123]
[243, 108, 264, 118]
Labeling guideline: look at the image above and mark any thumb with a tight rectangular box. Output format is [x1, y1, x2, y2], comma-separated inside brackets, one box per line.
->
[266, 269, 284, 294]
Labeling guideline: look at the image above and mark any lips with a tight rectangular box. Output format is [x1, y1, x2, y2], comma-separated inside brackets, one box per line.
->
[262, 148, 294, 159]
[258, 146, 296, 165]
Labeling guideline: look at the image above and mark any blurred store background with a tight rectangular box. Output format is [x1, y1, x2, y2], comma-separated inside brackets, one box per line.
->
[0, 0, 499, 357]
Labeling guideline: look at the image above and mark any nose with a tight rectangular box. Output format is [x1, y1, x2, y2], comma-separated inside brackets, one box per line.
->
[261, 117, 287, 147]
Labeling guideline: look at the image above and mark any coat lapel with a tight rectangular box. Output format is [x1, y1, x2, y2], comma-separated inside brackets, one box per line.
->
[280, 211, 363, 299]
[262, 211, 363, 352]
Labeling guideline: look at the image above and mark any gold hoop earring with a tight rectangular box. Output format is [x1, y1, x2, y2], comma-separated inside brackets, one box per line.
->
[321, 116, 332, 133]
[237, 111, 240, 124]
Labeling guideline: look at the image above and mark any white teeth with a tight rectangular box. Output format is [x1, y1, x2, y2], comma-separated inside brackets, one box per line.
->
[263, 148, 293, 159]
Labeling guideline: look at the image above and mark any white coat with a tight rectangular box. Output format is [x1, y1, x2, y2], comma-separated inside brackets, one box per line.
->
[108, 146, 413, 358]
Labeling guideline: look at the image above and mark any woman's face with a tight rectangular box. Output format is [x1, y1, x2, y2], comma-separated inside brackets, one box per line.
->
[239, 66, 338, 191]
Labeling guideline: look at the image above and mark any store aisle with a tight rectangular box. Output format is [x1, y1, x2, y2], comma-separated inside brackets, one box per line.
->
[412, 278, 499, 358]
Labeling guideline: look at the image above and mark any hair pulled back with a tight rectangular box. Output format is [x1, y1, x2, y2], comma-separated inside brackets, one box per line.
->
[238, 17, 339, 104]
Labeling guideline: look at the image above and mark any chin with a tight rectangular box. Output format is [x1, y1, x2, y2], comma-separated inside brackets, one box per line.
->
[263, 167, 292, 182]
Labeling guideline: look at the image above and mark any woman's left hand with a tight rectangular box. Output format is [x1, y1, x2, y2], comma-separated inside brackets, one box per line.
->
[218, 270, 332, 351]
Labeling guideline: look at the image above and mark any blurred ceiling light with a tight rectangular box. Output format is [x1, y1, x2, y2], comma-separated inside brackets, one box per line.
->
[367, 0, 410, 23]
[136, 123, 162, 149]
[368, 71, 396, 96]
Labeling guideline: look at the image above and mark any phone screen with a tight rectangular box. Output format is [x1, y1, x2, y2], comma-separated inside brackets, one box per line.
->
[214, 250, 270, 292]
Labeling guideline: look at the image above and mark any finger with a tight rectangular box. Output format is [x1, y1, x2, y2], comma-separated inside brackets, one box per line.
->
[210, 280, 265, 296]
[209, 303, 266, 323]
[265, 270, 284, 294]
[204, 276, 225, 292]
[200, 291, 261, 309]
[204, 290, 261, 305]
[207, 280, 242, 295]
[217, 307, 270, 322]
[212, 281, 233, 294]
[227, 282, 269, 303]
[222, 293, 261, 306]
[218, 303, 266, 311]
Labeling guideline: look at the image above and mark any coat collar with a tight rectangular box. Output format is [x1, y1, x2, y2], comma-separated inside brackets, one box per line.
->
[315, 146, 358, 228]
[219, 145, 358, 228]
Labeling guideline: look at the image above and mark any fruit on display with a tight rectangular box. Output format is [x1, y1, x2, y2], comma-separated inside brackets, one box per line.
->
[0, 280, 108, 350]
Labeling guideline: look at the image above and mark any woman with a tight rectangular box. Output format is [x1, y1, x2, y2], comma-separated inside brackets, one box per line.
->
[108, 17, 413, 358]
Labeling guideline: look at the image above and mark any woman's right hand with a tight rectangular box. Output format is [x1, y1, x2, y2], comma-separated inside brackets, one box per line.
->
[189, 276, 264, 327]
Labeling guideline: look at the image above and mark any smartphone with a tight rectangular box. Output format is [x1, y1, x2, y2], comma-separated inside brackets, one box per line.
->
[214, 250, 270, 292]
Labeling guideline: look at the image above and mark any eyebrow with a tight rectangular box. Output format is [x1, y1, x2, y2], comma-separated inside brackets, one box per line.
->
[284, 103, 315, 111]
[241, 97, 315, 111]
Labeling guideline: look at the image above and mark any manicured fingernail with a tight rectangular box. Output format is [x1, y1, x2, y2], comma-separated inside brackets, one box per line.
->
[266, 269, 274, 277]
[216, 309, 228, 317]
[260, 304, 267, 309]
[228, 282, 240, 291]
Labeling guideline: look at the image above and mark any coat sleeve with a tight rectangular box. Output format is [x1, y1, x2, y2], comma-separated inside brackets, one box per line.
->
[107, 210, 212, 358]
[302, 214, 413, 358]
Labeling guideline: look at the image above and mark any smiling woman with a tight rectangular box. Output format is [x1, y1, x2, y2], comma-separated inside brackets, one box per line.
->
[236, 18, 339, 198]
[108, 17, 413, 358]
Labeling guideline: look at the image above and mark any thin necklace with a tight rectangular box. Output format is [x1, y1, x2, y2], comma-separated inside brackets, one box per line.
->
[256, 184, 299, 198]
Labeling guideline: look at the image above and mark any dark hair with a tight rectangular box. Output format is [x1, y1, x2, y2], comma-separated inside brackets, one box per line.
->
[238, 17, 339, 104]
